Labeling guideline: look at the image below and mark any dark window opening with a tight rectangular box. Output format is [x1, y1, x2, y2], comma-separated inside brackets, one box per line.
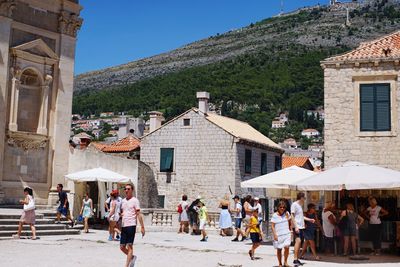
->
[183, 118, 190, 126]
[245, 149, 252, 174]
[274, 156, 282, 171]
[160, 148, 174, 172]
[261, 153, 267, 175]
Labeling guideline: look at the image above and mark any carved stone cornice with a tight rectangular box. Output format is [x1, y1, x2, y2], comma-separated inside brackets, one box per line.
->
[6, 131, 48, 150]
[59, 10, 83, 37]
[0, 0, 15, 18]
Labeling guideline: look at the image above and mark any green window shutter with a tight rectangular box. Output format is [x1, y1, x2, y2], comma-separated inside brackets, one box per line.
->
[160, 148, 174, 172]
[360, 84, 391, 131]
[261, 153, 267, 175]
[245, 149, 252, 174]
[375, 84, 390, 131]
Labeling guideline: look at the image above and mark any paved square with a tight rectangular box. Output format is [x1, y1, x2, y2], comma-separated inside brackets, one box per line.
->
[1, 231, 400, 267]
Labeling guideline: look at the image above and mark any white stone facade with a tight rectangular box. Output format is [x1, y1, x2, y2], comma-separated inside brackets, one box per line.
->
[323, 63, 400, 170]
[0, 0, 82, 205]
[140, 110, 282, 211]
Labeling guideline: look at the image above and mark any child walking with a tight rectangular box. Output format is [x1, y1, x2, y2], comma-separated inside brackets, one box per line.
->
[198, 200, 208, 242]
[271, 200, 292, 267]
[248, 209, 262, 260]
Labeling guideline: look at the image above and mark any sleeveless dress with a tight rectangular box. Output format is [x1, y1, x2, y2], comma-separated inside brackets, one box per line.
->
[82, 199, 92, 218]
[20, 195, 36, 225]
[109, 199, 121, 222]
[219, 204, 232, 229]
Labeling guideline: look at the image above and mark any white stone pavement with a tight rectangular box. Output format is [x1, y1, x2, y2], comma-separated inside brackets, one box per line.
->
[0, 230, 399, 267]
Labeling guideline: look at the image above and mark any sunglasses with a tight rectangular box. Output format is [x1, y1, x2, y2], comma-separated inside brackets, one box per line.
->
[124, 188, 131, 191]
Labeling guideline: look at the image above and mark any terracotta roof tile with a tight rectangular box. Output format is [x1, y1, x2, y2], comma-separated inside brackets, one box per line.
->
[90, 142, 108, 151]
[102, 134, 140, 153]
[323, 30, 400, 63]
[282, 156, 311, 169]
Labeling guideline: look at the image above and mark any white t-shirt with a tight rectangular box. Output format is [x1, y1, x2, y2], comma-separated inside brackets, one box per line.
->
[271, 211, 291, 236]
[367, 206, 382, 224]
[121, 197, 141, 227]
[233, 202, 242, 219]
[291, 201, 305, 229]
[322, 210, 335, 238]
[253, 203, 263, 221]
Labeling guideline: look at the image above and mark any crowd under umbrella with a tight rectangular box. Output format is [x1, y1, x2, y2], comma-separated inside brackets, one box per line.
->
[65, 167, 135, 218]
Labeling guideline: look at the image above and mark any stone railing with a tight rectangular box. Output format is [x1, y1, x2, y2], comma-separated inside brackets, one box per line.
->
[141, 209, 221, 231]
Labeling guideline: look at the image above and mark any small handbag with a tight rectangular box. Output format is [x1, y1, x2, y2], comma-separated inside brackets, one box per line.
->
[24, 197, 35, 211]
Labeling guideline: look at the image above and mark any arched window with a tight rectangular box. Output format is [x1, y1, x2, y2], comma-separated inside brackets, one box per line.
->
[17, 68, 42, 133]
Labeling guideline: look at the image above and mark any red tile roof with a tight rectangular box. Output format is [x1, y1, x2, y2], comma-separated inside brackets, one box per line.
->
[323, 30, 400, 63]
[102, 134, 140, 153]
[282, 156, 311, 169]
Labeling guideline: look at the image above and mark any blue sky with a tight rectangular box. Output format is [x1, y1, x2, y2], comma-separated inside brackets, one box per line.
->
[75, 0, 328, 74]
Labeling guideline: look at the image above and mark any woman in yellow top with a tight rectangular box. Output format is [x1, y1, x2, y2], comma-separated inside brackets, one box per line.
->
[248, 209, 261, 260]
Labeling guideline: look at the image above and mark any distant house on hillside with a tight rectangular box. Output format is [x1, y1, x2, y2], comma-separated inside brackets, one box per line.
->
[282, 138, 298, 149]
[271, 120, 285, 129]
[100, 112, 114, 118]
[322, 30, 400, 170]
[140, 92, 284, 210]
[301, 128, 320, 138]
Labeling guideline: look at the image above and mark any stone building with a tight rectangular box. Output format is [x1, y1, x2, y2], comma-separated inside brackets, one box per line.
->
[140, 92, 284, 211]
[322, 30, 400, 170]
[0, 0, 82, 205]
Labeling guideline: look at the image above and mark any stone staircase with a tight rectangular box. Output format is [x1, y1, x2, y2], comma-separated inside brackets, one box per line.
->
[0, 208, 82, 238]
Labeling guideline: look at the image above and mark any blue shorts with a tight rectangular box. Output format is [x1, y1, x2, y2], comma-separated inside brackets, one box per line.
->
[234, 218, 242, 229]
[294, 229, 304, 240]
[57, 206, 69, 217]
[250, 232, 261, 243]
[120, 226, 136, 246]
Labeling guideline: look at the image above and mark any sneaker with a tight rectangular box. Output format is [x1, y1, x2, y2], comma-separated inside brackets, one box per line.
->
[108, 235, 113, 241]
[231, 238, 239, 242]
[200, 238, 207, 242]
[55, 221, 61, 224]
[70, 220, 74, 228]
[116, 234, 120, 239]
[129, 255, 137, 267]
[293, 259, 304, 266]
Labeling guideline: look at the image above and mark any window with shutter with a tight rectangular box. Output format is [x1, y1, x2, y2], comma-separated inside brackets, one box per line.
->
[360, 84, 391, 131]
[160, 148, 174, 172]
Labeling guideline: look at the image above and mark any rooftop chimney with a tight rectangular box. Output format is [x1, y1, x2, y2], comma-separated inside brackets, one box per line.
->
[196, 91, 210, 114]
[149, 111, 164, 132]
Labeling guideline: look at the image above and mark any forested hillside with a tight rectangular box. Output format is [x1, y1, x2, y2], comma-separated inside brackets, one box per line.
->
[73, 0, 400, 141]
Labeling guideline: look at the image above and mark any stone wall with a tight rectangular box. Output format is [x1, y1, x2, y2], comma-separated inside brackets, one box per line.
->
[140, 110, 237, 211]
[140, 109, 283, 211]
[235, 143, 281, 197]
[138, 161, 159, 208]
[324, 62, 400, 170]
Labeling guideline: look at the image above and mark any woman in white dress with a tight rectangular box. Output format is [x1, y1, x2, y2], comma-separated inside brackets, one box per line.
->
[271, 200, 292, 267]
[108, 191, 121, 240]
[178, 195, 189, 233]
[13, 187, 36, 239]
[218, 195, 232, 236]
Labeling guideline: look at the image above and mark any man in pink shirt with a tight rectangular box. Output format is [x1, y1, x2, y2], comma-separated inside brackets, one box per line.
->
[120, 184, 145, 267]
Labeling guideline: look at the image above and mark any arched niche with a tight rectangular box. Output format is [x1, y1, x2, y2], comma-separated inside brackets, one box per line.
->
[16, 68, 43, 133]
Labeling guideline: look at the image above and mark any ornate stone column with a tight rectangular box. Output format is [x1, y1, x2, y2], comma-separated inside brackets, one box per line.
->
[37, 75, 52, 135]
[8, 67, 21, 132]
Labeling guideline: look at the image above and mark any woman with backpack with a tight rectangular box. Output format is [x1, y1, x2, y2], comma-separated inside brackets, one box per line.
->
[13, 187, 37, 240]
[177, 195, 189, 233]
[340, 203, 364, 256]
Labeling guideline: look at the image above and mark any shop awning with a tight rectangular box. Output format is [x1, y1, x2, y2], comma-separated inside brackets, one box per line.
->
[65, 167, 133, 183]
[293, 161, 400, 191]
[241, 166, 316, 189]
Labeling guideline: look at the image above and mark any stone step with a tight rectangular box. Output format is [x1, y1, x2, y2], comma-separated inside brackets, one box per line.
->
[0, 229, 81, 237]
[0, 224, 67, 231]
[0, 218, 55, 225]
[0, 214, 44, 220]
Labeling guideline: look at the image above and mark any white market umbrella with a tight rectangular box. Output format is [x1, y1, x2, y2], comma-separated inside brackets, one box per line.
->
[65, 167, 133, 183]
[293, 161, 400, 191]
[241, 166, 316, 189]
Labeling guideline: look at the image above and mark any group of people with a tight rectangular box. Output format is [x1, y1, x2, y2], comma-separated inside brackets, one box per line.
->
[13, 184, 145, 267]
[177, 192, 390, 267]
